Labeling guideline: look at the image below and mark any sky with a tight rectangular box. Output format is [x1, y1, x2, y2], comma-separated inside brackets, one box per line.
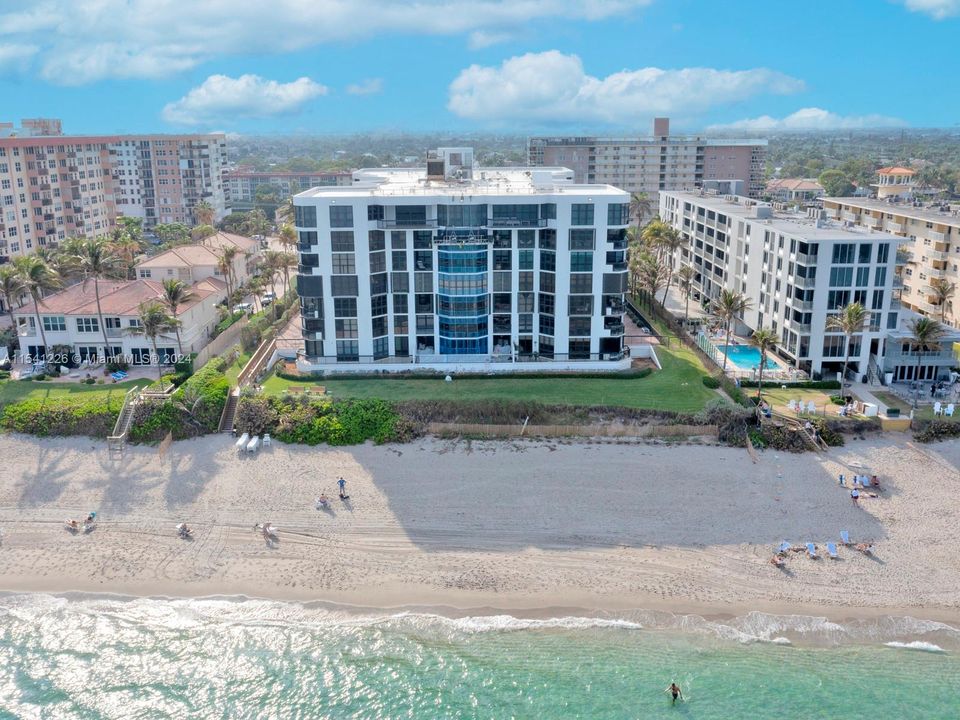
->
[0, 0, 958, 136]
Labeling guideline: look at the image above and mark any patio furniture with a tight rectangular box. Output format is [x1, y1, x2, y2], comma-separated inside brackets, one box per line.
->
[946, 404, 955, 417]
[263, 434, 272, 446]
[311, 386, 327, 395]
[805, 542, 818, 559]
[840, 530, 851, 546]
[235, 432, 250, 450]
[806, 400, 817, 414]
[827, 543, 840, 560]
[933, 401, 942, 416]
[787, 399, 797, 411]
[246, 436, 260, 453]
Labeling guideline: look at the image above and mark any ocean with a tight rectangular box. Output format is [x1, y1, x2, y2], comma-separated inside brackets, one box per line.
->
[1, 595, 958, 719]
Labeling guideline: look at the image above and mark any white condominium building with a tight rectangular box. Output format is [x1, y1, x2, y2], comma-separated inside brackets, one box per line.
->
[822, 197, 960, 328]
[528, 118, 767, 202]
[660, 191, 904, 380]
[293, 148, 631, 370]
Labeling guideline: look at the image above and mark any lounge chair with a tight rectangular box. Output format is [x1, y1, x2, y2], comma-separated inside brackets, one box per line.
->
[263, 433, 272, 446]
[778, 541, 791, 554]
[840, 530, 851, 545]
[786, 399, 797, 411]
[805, 542, 818, 559]
[946, 403, 955, 417]
[827, 542, 839, 559]
[807, 400, 817, 414]
[235, 432, 250, 450]
[246, 436, 260, 453]
[933, 401, 942, 416]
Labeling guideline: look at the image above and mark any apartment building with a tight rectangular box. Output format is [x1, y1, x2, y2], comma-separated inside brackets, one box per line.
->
[16, 276, 224, 364]
[111, 134, 228, 228]
[225, 170, 351, 209]
[293, 148, 630, 371]
[0, 132, 118, 262]
[822, 197, 960, 327]
[660, 190, 904, 380]
[528, 118, 767, 203]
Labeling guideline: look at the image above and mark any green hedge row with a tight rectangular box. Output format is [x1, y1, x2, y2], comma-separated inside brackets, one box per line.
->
[740, 379, 841, 390]
[275, 367, 654, 382]
[128, 363, 230, 442]
[2, 394, 125, 437]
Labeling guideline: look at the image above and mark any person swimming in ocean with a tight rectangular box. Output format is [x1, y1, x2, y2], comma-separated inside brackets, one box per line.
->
[665, 682, 683, 704]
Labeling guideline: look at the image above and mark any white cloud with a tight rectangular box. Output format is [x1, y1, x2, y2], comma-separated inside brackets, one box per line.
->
[467, 30, 515, 49]
[0, 0, 651, 83]
[0, 42, 37, 72]
[162, 74, 327, 125]
[346, 78, 383, 96]
[709, 107, 908, 132]
[897, 0, 960, 19]
[447, 51, 804, 123]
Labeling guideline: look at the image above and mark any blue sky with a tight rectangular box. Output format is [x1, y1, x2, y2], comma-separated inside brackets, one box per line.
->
[0, 0, 957, 135]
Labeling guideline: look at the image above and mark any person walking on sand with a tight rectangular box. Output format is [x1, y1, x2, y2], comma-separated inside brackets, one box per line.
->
[665, 682, 683, 704]
[851, 488, 860, 505]
[337, 476, 349, 500]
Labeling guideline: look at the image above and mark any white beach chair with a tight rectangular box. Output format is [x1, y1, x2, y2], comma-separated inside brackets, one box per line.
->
[777, 541, 791, 554]
[945, 404, 955, 417]
[246, 436, 260, 453]
[263, 433, 272, 446]
[807, 400, 817, 414]
[235, 432, 249, 450]
[827, 543, 839, 560]
[840, 530, 851, 546]
[786, 399, 797, 411]
[805, 542, 818, 559]
[933, 401, 942, 416]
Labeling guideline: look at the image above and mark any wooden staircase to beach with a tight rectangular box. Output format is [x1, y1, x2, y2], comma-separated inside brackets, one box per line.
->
[759, 407, 829, 453]
[107, 387, 140, 456]
[218, 389, 239, 434]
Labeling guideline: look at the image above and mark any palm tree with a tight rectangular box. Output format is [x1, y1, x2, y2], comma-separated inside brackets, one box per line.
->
[108, 228, 144, 280]
[825, 302, 867, 386]
[277, 222, 297, 252]
[191, 224, 217, 242]
[275, 197, 294, 224]
[629, 191, 652, 228]
[657, 226, 683, 305]
[712, 290, 754, 372]
[677, 265, 695, 323]
[749, 328, 778, 400]
[13, 255, 62, 359]
[241, 208, 270, 238]
[194, 199, 215, 227]
[160, 278, 197, 355]
[258, 253, 279, 301]
[640, 218, 668, 256]
[68, 237, 127, 359]
[637, 251, 668, 309]
[130, 301, 179, 380]
[907, 317, 946, 408]
[279, 251, 297, 296]
[0, 265, 25, 333]
[929, 277, 956, 324]
[217, 246, 239, 302]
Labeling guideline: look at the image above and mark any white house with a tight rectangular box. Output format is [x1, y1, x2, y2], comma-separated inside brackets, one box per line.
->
[136, 232, 260, 299]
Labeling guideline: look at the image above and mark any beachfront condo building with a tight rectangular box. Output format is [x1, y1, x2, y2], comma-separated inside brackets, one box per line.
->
[225, 170, 352, 211]
[292, 147, 631, 371]
[528, 118, 767, 205]
[0, 119, 228, 271]
[660, 190, 909, 381]
[821, 197, 960, 328]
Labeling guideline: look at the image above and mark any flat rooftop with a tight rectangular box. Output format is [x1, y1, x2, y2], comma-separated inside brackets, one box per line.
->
[823, 197, 960, 227]
[665, 190, 906, 243]
[296, 166, 626, 199]
[530, 136, 767, 147]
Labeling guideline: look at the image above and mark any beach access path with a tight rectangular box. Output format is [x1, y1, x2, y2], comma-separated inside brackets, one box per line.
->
[0, 433, 958, 622]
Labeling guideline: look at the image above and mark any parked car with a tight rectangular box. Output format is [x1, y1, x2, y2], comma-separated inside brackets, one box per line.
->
[262, 291, 276, 306]
[233, 302, 253, 314]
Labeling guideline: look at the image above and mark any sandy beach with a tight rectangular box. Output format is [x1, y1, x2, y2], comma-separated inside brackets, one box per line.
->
[0, 432, 958, 622]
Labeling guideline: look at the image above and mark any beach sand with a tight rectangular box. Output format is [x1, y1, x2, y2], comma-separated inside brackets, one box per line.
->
[0, 433, 958, 621]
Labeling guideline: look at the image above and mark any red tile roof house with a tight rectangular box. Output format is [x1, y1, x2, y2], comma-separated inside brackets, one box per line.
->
[135, 232, 260, 293]
[16, 277, 224, 368]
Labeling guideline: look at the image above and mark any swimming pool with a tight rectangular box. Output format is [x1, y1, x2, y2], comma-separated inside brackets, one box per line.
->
[718, 344, 774, 370]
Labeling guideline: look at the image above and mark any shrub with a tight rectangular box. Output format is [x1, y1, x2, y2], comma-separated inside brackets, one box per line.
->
[176, 363, 230, 433]
[235, 395, 280, 436]
[913, 419, 960, 443]
[739, 379, 841, 390]
[720, 375, 752, 408]
[34, 373, 46, 381]
[84, 377, 96, 385]
[106, 358, 130, 373]
[701, 375, 721, 389]
[694, 397, 754, 446]
[2, 395, 125, 436]
[0, 370, 10, 380]
[128, 399, 184, 442]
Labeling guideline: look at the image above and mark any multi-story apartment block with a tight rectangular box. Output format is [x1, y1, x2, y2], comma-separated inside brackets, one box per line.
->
[660, 190, 907, 380]
[293, 148, 630, 371]
[225, 170, 352, 210]
[111, 134, 228, 228]
[528, 118, 767, 204]
[821, 197, 960, 328]
[0, 132, 118, 262]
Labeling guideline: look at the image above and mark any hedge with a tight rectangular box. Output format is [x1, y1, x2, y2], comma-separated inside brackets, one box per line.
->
[739, 379, 841, 390]
[275, 367, 654, 382]
[913, 418, 960, 443]
[701, 375, 721, 389]
[2, 395, 125, 437]
[128, 363, 229, 442]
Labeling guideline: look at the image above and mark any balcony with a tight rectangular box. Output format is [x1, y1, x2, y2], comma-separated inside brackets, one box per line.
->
[487, 218, 547, 228]
[604, 321, 625, 336]
[604, 301, 625, 315]
[841, 211, 858, 223]
[790, 320, 811, 332]
[793, 276, 816, 290]
[886, 221, 904, 233]
[39, 183, 51, 191]
[608, 261, 628, 271]
[377, 218, 438, 229]
[929, 230, 946, 243]
[789, 298, 814, 311]
[41, 198, 52, 206]
[862, 215, 880, 228]
[893, 276, 904, 288]
[794, 251, 817, 265]
[106, 327, 123, 338]
[302, 330, 323, 341]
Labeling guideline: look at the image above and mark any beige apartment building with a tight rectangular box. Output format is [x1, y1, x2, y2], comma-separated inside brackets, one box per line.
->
[528, 118, 767, 203]
[225, 170, 351, 210]
[822, 197, 960, 326]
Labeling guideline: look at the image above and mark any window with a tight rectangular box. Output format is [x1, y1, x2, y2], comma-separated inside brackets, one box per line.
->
[822, 335, 847, 358]
[569, 274, 592, 294]
[414, 251, 433, 271]
[856, 267, 870, 287]
[519, 249, 534, 270]
[858, 243, 872, 264]
[334, 298, 357, 317]
[871, 289, 885, 310]
[875, 267, 887, 286]
[540, 272, 555, 293]
[372, 316, 388, 338]
[414, 272, 433, 293]
[517, 230, 535, 248]
[540, 251, 555, 271]
[539, 315, 555, 335]
[332, 253, 356, 274]
[518, 314, 533, 332]
[571, 203, 594, 226]
[392, 251, 407, 271]
[391, 231, 407, 248]
[391, 272, 409, 292]
[395, 337, 410, 356]
[294, 205, 316, 227]
[298, 231, 317, 248]
[827, 290, 850, 309]
[606, 203, 629, 225]
[540, 203, 556, 220]
[370, 273, 388, 295]
[568, 295, 594, 315]
[887, 312, 898, 329]
[829, 267, 853, 287]
[831, 243, 855, 264]
[519, 271, 534, 292]
[538, 293, 555, 315]
[76, 317, 100, 333]
[331, 231, 354, 252]
[329, 205, 354, 228]
[493, 249, 511, 271]
[493, 272, 511, 292]
[569, 339, 591, 359]
[336, 340, 359, 361]
[393, 294, 409, 314]
[335, 318, 358, 338]
[373, 336, 389, 360]
[394, 314, 409, 334]
[368, 230, 385, 251]
[396, 206, 428, 226]
[371, 295, 388, 316]
[330, 275, 358, 296]
[570, 252, 593, 272]
[569, 229, 595, 250]
[367, 205, 384, 221]
[877, 243, 890, 264]
[517, 292, 534, 313]
[42, 316, 66, 332]
[369, 251, 386, 274]
[539, 229, 556, 249]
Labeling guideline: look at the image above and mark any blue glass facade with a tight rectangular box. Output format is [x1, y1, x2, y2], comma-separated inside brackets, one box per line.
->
[437, 243, 489, 354]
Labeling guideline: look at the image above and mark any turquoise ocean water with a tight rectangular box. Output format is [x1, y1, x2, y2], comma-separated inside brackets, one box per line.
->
[1, 595, 959, 719]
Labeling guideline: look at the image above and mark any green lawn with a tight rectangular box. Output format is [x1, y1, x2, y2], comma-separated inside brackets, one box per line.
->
[872, 389, 958, 421]
[261, 342, 718, 413]
[224, 351, 252, 385]
[0, 378, 152, 408]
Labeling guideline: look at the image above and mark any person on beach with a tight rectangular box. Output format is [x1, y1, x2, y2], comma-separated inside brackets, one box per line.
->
[851, 488, 860, 504]
[337, 477, 349, 500]
[317, 494, 330, 509]
[665, 682, 683, 704]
